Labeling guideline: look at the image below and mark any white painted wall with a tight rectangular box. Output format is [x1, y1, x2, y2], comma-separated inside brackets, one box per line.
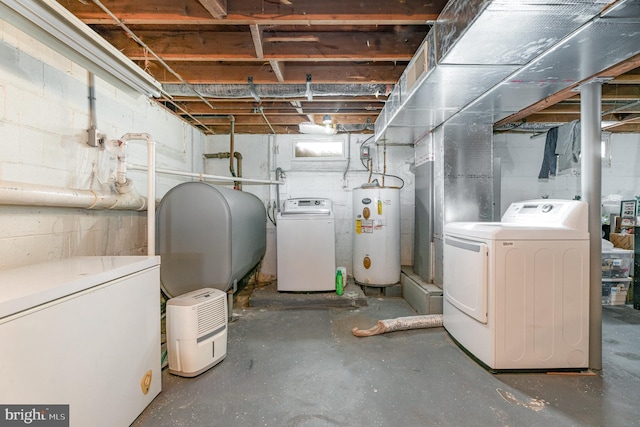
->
[206, 134, 416, 279]
[495, 132, 640, 216]
[0, 20, 205, 270]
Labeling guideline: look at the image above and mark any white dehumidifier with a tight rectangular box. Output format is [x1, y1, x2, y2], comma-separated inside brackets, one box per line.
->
[166, 288, 228, 377]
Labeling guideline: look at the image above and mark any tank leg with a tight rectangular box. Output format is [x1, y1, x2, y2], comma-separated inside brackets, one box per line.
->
[227, 279, 238, 320]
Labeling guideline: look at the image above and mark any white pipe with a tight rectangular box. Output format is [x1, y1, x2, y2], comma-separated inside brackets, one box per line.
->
[127, 164, 284, 185]
[114, 139, 128, 186]
[120, 133, 156, 256]
[0, 180, 146, 210]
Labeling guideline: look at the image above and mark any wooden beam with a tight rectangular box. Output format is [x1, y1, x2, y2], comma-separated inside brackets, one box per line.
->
[191, 124, 374, 135]
[496, 53, 640, 128]
[197, 0, 227, 19]
[249, 24, 264, 59]
[601, 123, 640, 133]
[62, 0, 446, 25]
[145, 61, 405, 84]
[194, 113, 378, 126]
[164, 95, 387, 103]
[92, 28, 421, 62]
[176, 100, 384, 114]
[602, 113, 640, 130]
[611, 70, 640, 85]
[265, 35, 320, 43]
[269, 60, 285, 82]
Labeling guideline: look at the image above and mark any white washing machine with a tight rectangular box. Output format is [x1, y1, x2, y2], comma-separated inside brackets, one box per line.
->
[277, 198, 336, 291]
[443, 199, 590, 371]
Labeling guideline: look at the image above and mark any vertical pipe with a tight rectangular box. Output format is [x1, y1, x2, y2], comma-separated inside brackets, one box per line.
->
[89, 73, 97, 129]
[382, 141, 387, 187]
[581, 82, 602, 371]
[121, 133, 156, 257]
[229, 116, 236, 176]
[147, 137, 156, 256]
[234, 152, 243, 191]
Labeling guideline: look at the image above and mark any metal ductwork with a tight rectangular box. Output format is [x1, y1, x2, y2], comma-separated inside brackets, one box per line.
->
[390, 0, 640, 373]
[375, 0, 640, 143]
[162, 83, 390, 100]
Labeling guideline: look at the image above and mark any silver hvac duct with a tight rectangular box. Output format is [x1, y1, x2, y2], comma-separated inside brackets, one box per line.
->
[387, 0, 640, 284]
[382, 0, 640, 372]
[376, 0, 640, 143]
[162, 83, 389, 99]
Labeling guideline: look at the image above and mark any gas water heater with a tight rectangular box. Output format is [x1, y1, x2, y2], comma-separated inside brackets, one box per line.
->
[353, 185, 400, 286]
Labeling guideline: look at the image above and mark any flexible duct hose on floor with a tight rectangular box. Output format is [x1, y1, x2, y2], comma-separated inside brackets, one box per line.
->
[352, 314, 443, 337]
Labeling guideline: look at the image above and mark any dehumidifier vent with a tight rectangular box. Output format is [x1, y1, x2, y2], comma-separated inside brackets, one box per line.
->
[197, 297, 226, 337]
[166, 288, 228, 377]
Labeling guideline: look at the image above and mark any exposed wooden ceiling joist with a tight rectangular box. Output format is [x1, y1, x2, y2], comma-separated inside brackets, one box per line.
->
[56, 0, 640, 135]
[496, 53, 640, 131]
[144, 62, 404, 84]
[91, 28, 424, 62]
[197, 0, 227, 19]
[61, 0, 445, 25]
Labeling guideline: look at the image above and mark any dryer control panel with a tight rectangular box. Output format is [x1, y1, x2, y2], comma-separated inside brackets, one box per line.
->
[501, 199, 587, 231]
[282, 198, 332, 215]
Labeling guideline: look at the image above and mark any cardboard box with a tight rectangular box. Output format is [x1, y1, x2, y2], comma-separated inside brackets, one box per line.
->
[602, 278, 631, 305]
[610, 286, 628, 305]
[610, 232, 634, 250]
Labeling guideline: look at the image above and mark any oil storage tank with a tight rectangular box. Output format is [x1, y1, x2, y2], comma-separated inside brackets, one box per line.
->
[156, 182, 266, 296]
[353, 185, 400, 286]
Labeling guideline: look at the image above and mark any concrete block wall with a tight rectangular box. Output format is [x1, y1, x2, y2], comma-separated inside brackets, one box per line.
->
[495, 132, 640, 216]
[206, 134, 416, 279]
[0, 20, 205, 270]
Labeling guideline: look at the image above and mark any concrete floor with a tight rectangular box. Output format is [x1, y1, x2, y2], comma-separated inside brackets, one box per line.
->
[133, 293, 640, 427]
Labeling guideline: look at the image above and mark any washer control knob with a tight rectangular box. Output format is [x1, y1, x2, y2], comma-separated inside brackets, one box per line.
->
[541, 204, 553, 213]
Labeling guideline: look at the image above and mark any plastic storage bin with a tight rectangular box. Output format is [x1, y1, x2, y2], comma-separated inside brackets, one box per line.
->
[602, 278, 631, 305]
[601, 248, 633, 278]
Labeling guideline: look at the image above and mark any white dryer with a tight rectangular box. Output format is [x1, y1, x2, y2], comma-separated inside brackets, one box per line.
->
[443, 199, 590, 371]
[277, 198, 336, 291]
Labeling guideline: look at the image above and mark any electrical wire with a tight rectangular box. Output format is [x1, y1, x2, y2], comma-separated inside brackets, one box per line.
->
[266, 202, 277, 226]
[357, 135, 405, 188]
[91, 0, 220, 134]
[359, 135, 375, 169]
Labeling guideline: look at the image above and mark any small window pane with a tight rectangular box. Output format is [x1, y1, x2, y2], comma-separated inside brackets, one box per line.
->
[293, 141, 343, 159]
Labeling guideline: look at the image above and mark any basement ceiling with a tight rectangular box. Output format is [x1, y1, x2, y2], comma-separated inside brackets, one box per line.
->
[56, 0, 640, 135]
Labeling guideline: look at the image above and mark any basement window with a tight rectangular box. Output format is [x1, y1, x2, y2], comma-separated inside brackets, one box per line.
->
[292, 140, 344, 160]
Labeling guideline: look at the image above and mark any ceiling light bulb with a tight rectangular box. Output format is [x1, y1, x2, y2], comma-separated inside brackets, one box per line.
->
[322, 115, 331, 125]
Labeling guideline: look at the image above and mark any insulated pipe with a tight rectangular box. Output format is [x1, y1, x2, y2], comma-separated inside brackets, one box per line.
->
[580, 82, 603, 371]
[120, 133, 156, 256]
[0, 180, 146, 210]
